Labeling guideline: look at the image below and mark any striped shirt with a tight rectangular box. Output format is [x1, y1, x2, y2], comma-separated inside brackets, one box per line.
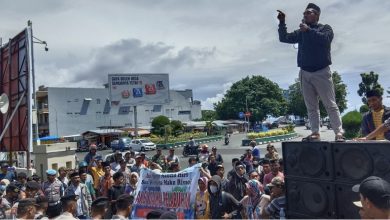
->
[372, 109, 385, 140]
[266, 196, 286, 219]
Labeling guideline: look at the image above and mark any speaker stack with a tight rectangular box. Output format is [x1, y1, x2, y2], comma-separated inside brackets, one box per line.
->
[282, 141, 390, 219]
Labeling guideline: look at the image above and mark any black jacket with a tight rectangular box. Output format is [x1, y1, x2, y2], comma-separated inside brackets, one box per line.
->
[209, 175, 242, 219]
[226, 171, 248, 201]
[278, 21, 333, 72]
[361, 105, 390, 140]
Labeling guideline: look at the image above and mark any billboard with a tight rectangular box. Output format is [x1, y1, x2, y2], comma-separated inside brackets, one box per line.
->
[0, 27, 33, 152]
[108, 74, 170, 106]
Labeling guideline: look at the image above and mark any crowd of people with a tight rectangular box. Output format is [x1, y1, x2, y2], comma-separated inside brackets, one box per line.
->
[0, 140, 289, 219]
[0, 137, 388, 219]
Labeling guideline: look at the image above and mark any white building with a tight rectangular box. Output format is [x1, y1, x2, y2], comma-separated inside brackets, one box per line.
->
[36, 86, 201, 137]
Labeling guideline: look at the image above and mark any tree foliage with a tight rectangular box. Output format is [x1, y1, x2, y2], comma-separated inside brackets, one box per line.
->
[151, 115, 170, 135]
[214, 75, 287, 122]
[286, 71, 348, 117]
[342, 110, 363, 139]
[201, 110, 217, 121]
[170, 120, 184, 136]
[357, 71, 384, 104]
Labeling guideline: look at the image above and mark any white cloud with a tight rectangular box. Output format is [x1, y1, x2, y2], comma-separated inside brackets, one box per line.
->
[201, 82, 232, 110]
[3, 0, 390, 113]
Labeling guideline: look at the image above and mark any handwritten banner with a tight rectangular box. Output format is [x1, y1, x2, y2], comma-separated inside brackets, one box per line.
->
[131, 164, 201, 219]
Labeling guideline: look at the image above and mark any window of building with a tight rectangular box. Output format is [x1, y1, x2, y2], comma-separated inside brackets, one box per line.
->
[96, 99, 101, 104]
[153, 105, 162, 112]
[118, 106, 131, 115]
[66, 161, 72, 169]
[52, 163, 58, 170]
[178, 110, 191, 115]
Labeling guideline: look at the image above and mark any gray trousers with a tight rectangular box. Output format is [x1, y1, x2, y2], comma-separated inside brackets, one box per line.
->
[299, 66, 343, 134]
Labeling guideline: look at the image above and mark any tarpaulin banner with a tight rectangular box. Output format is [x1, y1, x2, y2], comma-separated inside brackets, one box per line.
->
[131, 163, 201, 219]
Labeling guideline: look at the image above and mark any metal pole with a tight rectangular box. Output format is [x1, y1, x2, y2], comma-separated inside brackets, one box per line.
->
[27, 21, 36, 170]
[134, 106, 138, 138]
[245, 97, 248, 132]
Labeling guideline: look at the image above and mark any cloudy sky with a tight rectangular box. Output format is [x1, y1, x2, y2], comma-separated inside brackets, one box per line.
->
[1, 0, 389, 113]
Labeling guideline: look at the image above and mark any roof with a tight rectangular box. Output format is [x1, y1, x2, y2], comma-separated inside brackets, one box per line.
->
[82, 129, 124, 136]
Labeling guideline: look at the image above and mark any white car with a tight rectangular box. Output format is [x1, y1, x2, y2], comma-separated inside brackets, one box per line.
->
[129, 139, 156, 151]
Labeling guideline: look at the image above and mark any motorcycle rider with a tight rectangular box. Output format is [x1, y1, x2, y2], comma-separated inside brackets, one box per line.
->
[198, 145, 210, 162]
[224, 132, 230, 145]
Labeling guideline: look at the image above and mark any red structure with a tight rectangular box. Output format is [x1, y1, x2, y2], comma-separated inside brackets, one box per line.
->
[0, 28, 33, 152]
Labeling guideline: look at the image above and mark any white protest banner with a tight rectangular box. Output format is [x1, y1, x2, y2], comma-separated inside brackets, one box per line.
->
[131, 164, 201, 219]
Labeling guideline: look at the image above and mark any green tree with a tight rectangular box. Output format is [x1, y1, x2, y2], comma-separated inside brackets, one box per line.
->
[151, 115, 170, 136]
[170, 120, 184, 136]
[205, 121, 215, 136]
[342, 110, 363, 139]
[287, 71, 348, 117]
[357, 71, 384, 104]
[359, 105, 369, 114]
[201, 110, 217, 121]
[214, 75, 287, 122]
[286, 80, 307, 117]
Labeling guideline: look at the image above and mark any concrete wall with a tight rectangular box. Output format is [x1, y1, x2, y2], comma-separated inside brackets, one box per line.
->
[33, 142, 77, 180]
[46, 87, 202, 136]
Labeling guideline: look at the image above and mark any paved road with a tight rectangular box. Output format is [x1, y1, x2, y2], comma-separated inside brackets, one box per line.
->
[76, 125, 336, 173]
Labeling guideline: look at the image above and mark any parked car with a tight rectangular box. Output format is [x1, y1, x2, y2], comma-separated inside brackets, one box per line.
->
[104, 151, 139, 163]
[110, 137, 132, 152]
[129, 139, 156, 151]
[294, 119, 305, 126]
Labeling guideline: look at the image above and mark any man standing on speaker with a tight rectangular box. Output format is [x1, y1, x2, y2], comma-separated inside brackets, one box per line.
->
[360, 90, 390, 140]
[352, 176, 390, 219]
[277, 3, 345, 142]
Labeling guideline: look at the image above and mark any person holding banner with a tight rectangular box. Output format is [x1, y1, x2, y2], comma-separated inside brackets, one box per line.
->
[208, 175, 242, 219]
[195, 177, 210, 219]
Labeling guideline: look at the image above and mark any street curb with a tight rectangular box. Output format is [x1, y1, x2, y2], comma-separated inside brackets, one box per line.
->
[156, 136, 223, 149]
[241, 132, 298, 146]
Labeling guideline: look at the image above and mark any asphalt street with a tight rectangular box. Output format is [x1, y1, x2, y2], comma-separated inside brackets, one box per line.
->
[76, 125, 336, 173]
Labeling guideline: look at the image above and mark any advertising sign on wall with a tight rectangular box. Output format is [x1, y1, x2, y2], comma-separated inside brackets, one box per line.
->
[108, 74, 170, 106]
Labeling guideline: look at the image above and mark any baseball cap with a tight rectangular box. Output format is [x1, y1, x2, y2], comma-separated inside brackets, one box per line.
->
[6, 183, 19, 193]
[352, 176, 390, 209]
[267, 176, 284, 188]
[61, 194, 78, 203]
[46, 169, 57, 175]
[91, 197, 109, 207]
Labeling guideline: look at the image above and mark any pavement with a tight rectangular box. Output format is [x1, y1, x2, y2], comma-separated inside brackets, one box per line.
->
[76, 125, 336, 173]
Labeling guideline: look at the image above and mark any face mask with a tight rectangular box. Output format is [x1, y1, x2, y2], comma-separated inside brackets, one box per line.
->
[209, 185, 218, 193]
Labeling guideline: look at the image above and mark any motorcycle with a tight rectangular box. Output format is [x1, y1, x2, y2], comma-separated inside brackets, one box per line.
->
[224, 137, 230, 145]
[182, 144, 200, 157]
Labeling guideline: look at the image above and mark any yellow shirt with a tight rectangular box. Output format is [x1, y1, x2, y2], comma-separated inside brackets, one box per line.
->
[90, 166, 105, 189]
[195, 191, 210, 219]
[372, 109, 385, 140]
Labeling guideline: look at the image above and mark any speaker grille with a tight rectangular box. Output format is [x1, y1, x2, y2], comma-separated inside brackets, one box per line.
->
[286, 177, 336, 218]
[283, 142, 333, 180]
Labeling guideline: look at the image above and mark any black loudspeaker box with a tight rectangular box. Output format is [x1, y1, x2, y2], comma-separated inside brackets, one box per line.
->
[333, 142, 390, 184]
[282, 142, 333, 180]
